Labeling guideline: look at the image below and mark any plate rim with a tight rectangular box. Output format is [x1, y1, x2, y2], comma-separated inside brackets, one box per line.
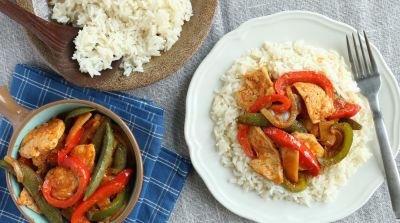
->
[185, 10, 400, 222]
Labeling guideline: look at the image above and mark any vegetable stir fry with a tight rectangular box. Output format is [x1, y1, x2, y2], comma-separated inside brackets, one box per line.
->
[0, 108, 133, 223]
[236, 68, 362, 192]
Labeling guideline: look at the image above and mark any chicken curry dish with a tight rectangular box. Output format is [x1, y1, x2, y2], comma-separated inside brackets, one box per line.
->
[0, 107, 133, 223]
[236, 68, 362, 192]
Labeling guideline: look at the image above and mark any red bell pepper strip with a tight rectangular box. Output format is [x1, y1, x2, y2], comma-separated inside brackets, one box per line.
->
[274, 71, 335, 99]
[71, 168, 133, 223]
[46, 153, 57, 165]
[18, 157, 33, 168]
[42, 124, 87, 208]
[328, 100, 361, 120]
[58, 127, 84, 161]
[263, 127, 320, 176]
[42, 155, 90, 208]
[47, 127, 84, 164]
[237, 124, 256, 158]
[248, 94, 292, 113]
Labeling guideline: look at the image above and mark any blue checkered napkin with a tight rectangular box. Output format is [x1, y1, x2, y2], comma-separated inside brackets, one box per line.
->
[0, 64, 191, 223]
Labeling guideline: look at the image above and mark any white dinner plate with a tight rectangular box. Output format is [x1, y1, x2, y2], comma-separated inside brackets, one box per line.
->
[185, 11, 400, 222]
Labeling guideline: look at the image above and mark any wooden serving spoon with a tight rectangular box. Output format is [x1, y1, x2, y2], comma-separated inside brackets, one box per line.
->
[0, 0, 121, 79]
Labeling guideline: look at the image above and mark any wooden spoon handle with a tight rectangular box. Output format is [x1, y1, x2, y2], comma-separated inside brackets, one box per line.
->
[0, 86, 30, 129]
[0, 0, 61, 49]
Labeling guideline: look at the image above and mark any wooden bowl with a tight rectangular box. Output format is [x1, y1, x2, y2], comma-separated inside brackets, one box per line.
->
[0, 86, 143, 223]
[15, 0, 217, 90]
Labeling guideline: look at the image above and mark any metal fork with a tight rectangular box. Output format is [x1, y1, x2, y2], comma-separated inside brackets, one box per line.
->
[347, 32, 400, 218]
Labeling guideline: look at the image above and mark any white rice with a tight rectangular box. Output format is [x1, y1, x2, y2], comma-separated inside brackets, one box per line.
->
[50, 0, 192, 77]
[210, 41, 373, 205]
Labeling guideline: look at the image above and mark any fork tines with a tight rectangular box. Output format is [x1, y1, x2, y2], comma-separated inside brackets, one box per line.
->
[346, 31, 378, 80]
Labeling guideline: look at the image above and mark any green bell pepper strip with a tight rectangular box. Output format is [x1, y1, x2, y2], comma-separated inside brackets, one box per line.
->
[284, 120, 307, 133]
[87, 142, 128, 220]
[111, 144, 127, 175]
[64, 107, 95, 128]
[238, 113, 307, 133]
[238, 113, 270, 126]
[84, 122, 115, 200]
[0, 160, 63, 223]
[281, 174, 308, 192]
[91, 118, 109, 159]
[318, 122, 353, 166]
[0, 160, 11, 170]
[339, 118, 362, 130]
[72, 169, 132, 223]
[86, 189, 127, 221]
[64, 107, 95, 122]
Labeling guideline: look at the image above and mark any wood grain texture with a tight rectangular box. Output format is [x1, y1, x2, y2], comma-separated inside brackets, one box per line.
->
[16, 0, 217, 91]
[0, 0, 121, 86]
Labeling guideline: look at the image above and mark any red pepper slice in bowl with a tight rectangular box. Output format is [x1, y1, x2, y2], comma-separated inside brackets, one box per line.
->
[46, 127, 84, 164]
[274, 71, 335, 99]
[58, 127, 84, 162]
[71, 168, 133, 223]
[42, 155, 90, 208]
[18, 157, 34, 169]
[44, 126, 90, 208]
[263, 127, 320, 176]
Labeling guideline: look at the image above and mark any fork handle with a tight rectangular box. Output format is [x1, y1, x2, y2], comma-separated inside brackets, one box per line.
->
[370, 97, 400, 218]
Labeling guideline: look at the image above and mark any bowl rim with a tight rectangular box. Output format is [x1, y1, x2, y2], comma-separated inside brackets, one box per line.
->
[5, 99, 143, 223]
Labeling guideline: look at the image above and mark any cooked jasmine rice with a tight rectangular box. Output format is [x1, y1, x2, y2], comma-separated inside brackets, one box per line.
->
[50, 0, 192, 77]
[210, 41, 373, 205]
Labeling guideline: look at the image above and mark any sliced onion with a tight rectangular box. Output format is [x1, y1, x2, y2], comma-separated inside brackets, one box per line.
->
[5, 156, 24, 183]
[280, 111, 289, 121]
[319, 121, 336, 146]
[261, 87, 298, 129]
[329, 127, 344, 155]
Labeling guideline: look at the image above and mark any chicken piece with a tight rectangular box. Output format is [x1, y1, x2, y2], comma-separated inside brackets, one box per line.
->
[80, 114, 104, 144]
[32, 152, 49, 175]
[262, 67, 275, 96]
[44, 167, 79, 201]
[248, 127, 283, 184]
[293, 82, 335, 124]
[70, 144, 96, 171]
[249, 159, 283, 184]
[292, 132, 325, 157]
[236, 67, 275, 110]
[19, 118, 65, 159]
[32, 134, 66, 175]
[17, 188, 41, 214]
